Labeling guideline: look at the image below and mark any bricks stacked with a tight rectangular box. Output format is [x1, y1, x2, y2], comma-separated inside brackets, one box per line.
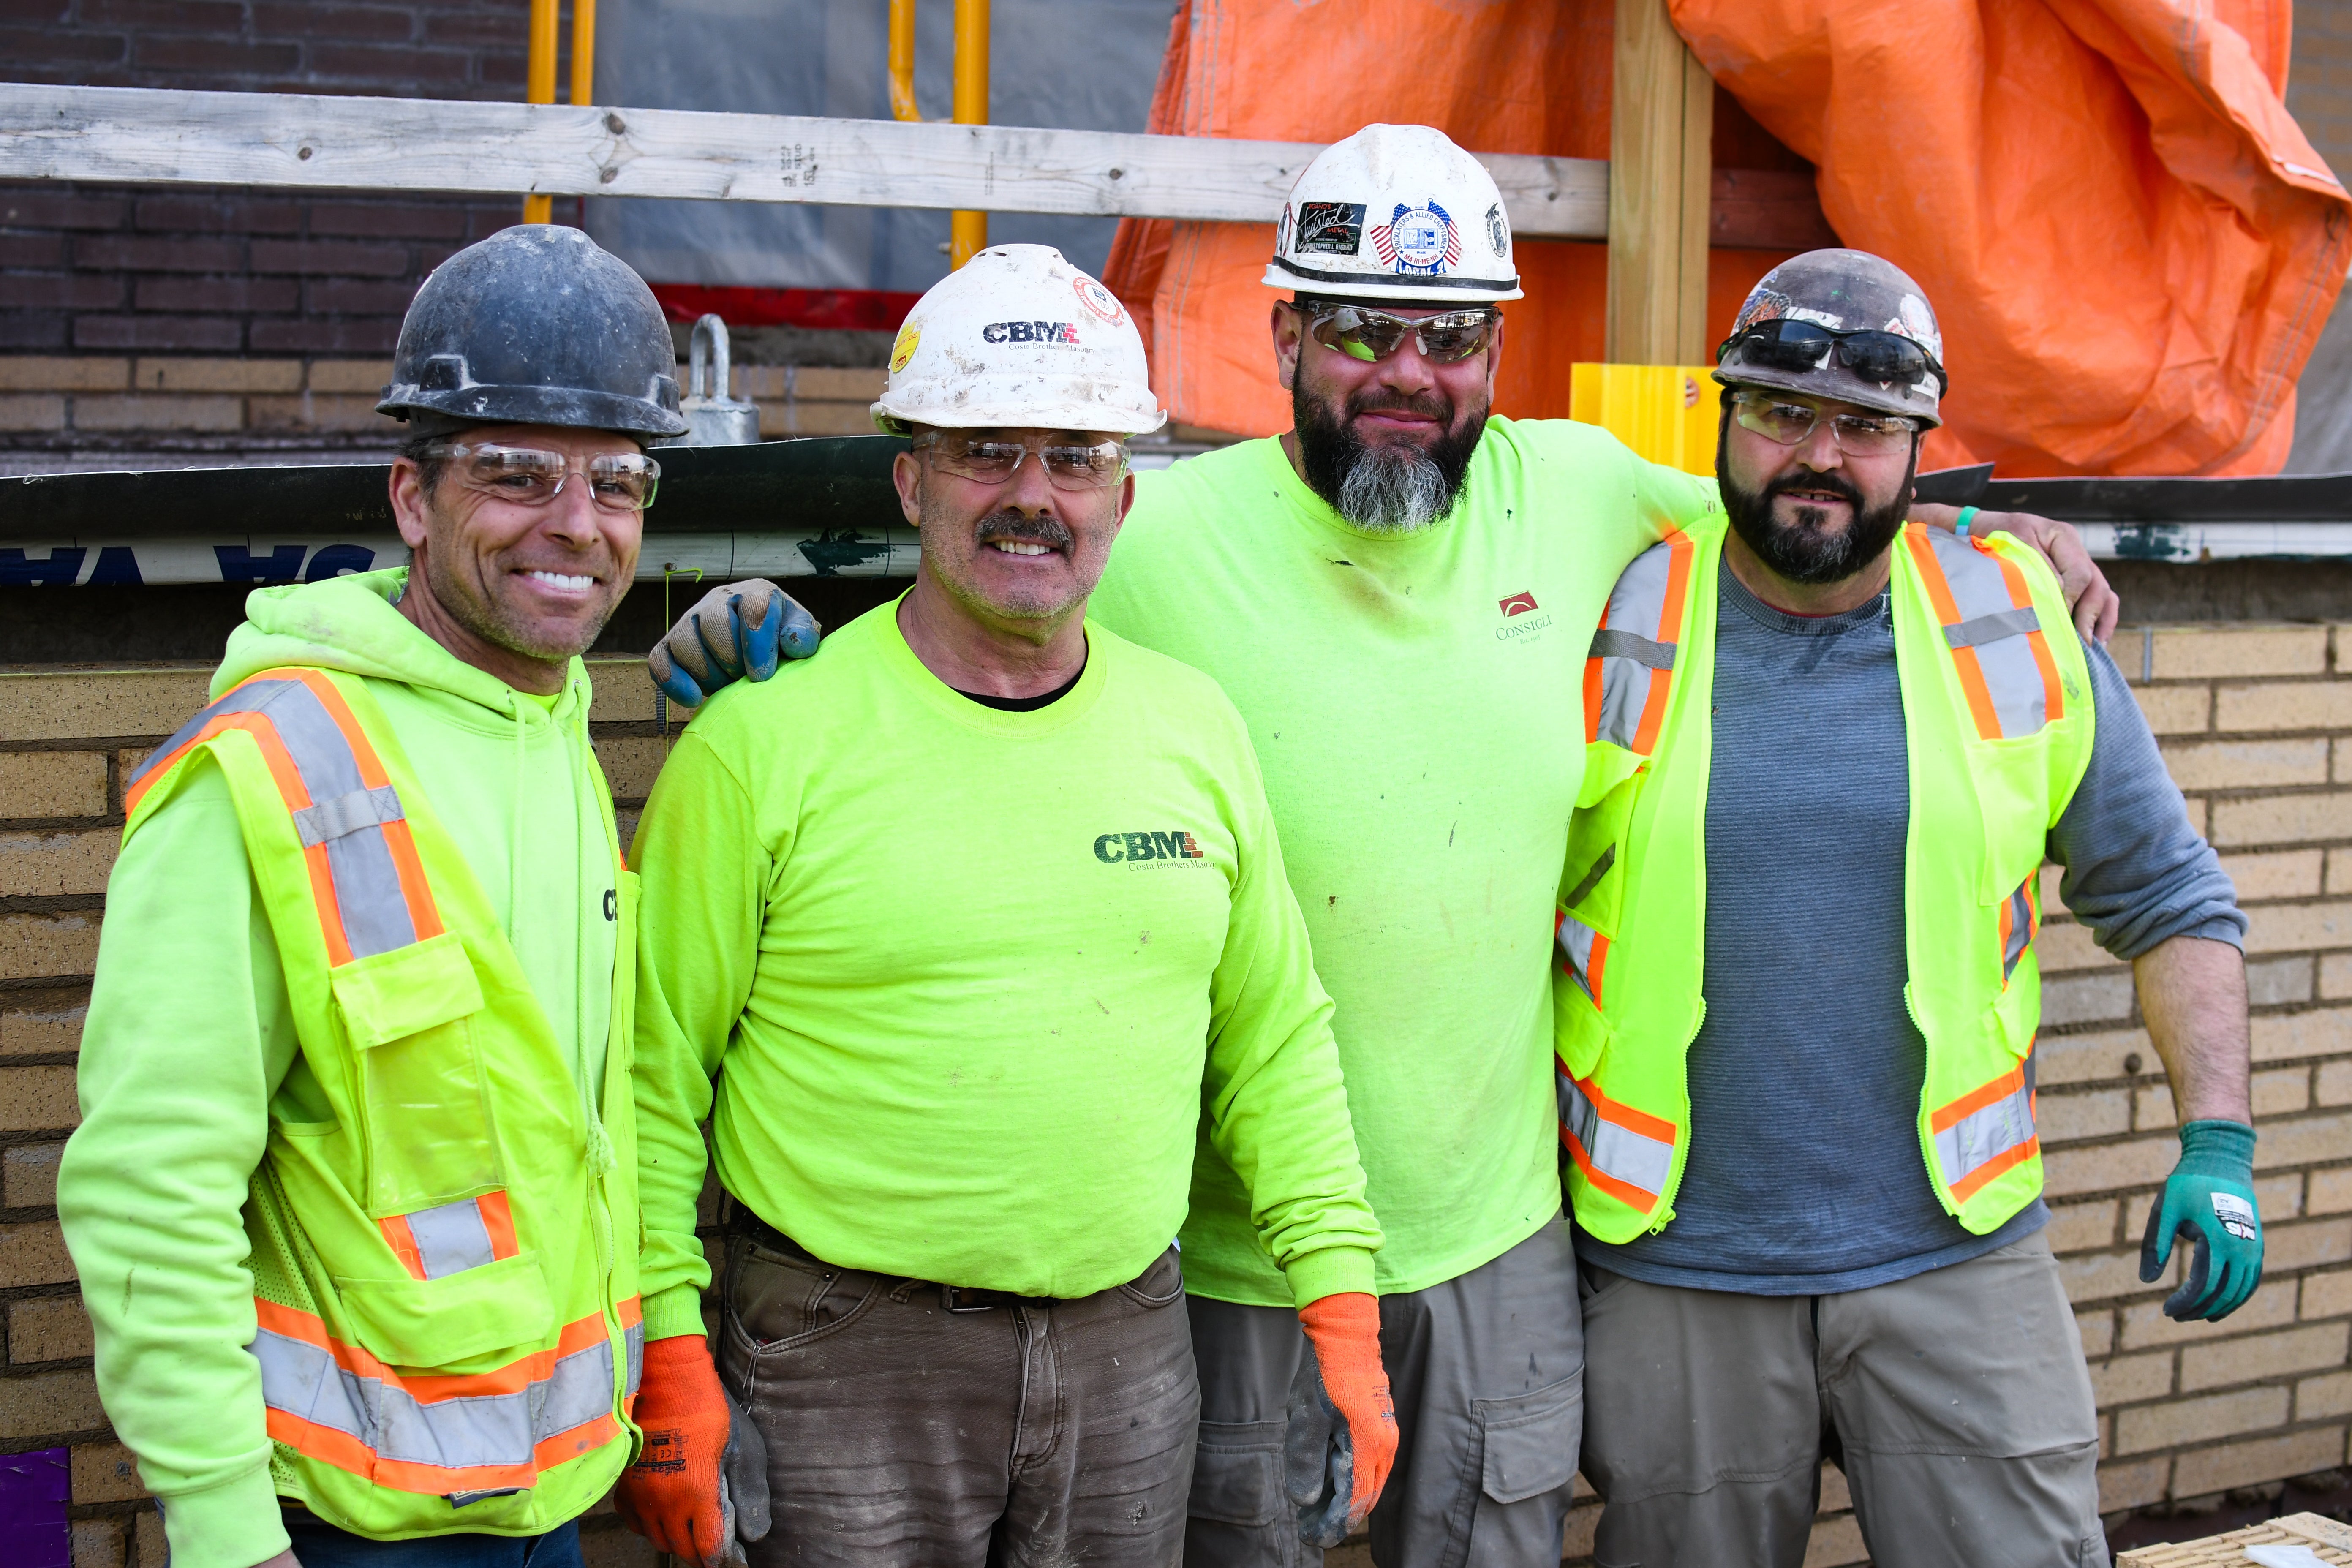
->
[0, 661, 668, 1568]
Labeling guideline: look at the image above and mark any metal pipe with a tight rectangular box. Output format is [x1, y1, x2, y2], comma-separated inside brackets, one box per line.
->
[570, 0, 596, 111]
[950, 0, 988, 266]
[888, 0, 920, 123]
[523, 0, 560, 223]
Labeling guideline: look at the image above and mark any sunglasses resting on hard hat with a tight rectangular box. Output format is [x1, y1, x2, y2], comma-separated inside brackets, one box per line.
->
[912, 431, 1130, 492]
[1719, 319, 1949, 395]
[1302, 304, 1501, 365]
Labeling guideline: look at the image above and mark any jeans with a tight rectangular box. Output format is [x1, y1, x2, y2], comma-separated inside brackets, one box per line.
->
[280, 1509, 583, 1568]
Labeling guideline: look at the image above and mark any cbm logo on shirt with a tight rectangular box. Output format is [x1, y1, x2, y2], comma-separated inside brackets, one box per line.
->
[1095, 830, 1206, 864]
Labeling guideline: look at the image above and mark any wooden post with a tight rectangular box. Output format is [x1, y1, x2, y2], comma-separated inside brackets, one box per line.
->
[950, 0, 989, 267]
[1606, 0, 1712, 364]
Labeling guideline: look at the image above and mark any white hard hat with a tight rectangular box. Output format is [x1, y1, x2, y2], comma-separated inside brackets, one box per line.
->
[1263, 124, 1523, 304]
[872, 245, 1166, 436]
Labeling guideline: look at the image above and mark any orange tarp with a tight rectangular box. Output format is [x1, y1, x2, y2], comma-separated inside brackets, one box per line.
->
[1107, 0, 2350, 476]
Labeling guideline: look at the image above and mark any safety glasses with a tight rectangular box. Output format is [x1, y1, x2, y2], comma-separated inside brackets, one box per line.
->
[422, 443, 660, 512]
[913, 432, 1129, 491]
[1303, 304, 1501, 365]
[1720, 319, 1947, 394]
[1731, 389, 1922, 457]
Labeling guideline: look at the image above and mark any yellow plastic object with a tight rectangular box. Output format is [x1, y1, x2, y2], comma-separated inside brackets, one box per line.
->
[1569, 363, 1718, 476]
[888, 0, 920, 122]
[522, 0, 559, 224]
[950, 0, 990, 266]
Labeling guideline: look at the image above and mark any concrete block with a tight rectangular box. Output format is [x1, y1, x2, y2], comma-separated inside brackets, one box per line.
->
[2258, 1117, 2352, 1174]
[131, 358, 301, 394]
[2080, 1309, 2117, 1359]
[2253, 1008, 2352, 1063]
[2228, 849, 2326, 902]
[2147, 625, 2330, 681]
[2302, 1369, 2352, 1421]
[2324, 954, 2352, 1000]
[0, 394, 67, 431]
[2260, 1172, 2306, 1222]
[11, 1295, 93, 1362]
[0, 358, 127, 393]
[303, 359, 395, 394]
[2251, 955, 2318, 1007]
[0, 831, 117, 898]
[0, 1366, 106, 1442]
[0, 1222, 76, 1288]
[2304, 1270, 2352, 1320]
[2090, 1349, 2176, 1406]
[2317, 1059, 2352, 1106]
[134, 1506, 164, 1568]
[2136, 1081, 2177, 1130]
[2248, 905, 2352, 958]
[2040, 1027, 2153, 1087]
[2265, 1217, 2352, 1272]
[2114, 1385, 2289, 1453]
[2216, 681, 2352, 733]
[2170, 1426, 2349, 1499]
[70, 1516, 124, 1568]
[2161, 737, 2331, 791]
[591, 735, 673, 804]
[2044, 1134, 2180, 1200]
[790, 367, 886, 401]
[2255, 1065, 2315, 1116]
[2180, 1321, 2350, 1391]
[2042, 1086, 2136, 1143]
[71, 1442, 147, 1503]
[0, 1063, 79, 1133]
[2217, 794, 2352, 849]
[1, 1004, 83, 1058]
[2061, 1246, 2167, 1305]
[6, 1142, 64, 1206]
[2133, 685, 2213, 736]
[2097, 1454, 2172, 1513]
[2044, 971, 2139, 1028]
[0, 914, 102, 982]
[2311, 1169, 2352, 1217]
[0, 671, 214, 743]
[247, 393, 400, 433]
[69, 394, 243, 433]
[0, 753, 109, 819]
[2048, 1199, 2121, 1255]
[585, 659, 660, 724]
[2039, 920, 2126, 974]
[2123, 1284, 2298, 1350]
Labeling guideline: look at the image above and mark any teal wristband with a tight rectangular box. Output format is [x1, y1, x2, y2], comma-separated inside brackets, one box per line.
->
[1954, 505, 1979, 538]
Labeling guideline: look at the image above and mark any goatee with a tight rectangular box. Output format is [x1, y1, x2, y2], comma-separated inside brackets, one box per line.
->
[1294, 380, 1484, 534]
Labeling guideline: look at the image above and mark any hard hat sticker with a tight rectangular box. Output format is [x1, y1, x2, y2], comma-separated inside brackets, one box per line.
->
[1372, 201, 1460, 276]
[1296, 202, 1367, 256]
[890, 321, 922, 374]
[1485, 202, 1509, 260]
[1073, 275, 1126, 325]
[2212, 1191, 2258, 1241]
[982, 321, 1082, 345]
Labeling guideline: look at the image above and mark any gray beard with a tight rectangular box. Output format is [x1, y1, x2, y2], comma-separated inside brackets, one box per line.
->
[1335, 444, 1454, 534]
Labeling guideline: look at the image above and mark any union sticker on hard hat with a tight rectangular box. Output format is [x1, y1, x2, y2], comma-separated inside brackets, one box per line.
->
[2212, 1191, 2258, 1241]
[890, 320, 922, 374]
[1892, 294, 1943, 360]
[1485, 202, 1508, 260]
[1372, 201, 1460, 277]
[1296, 202, 1367, 257]
[1073, 274, 1125, 326]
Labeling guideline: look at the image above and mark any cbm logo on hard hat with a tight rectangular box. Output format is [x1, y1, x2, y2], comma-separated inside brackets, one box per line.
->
[1372, 201, 1461, 277]
[983, 321, 1082, 345]
[1094, 830, 1207, 864]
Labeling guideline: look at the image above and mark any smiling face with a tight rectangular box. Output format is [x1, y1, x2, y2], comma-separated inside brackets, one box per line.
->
[1716, 389, 1919, 585]
[389, 422, 644, 675]
[892, 425, 1134, 641]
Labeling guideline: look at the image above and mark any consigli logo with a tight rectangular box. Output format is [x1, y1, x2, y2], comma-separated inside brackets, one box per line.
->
[1095, 830, 1206, 864]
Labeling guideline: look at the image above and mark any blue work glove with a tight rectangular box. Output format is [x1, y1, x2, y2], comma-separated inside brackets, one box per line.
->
[648, 579, 820, 708]
[2140, 1119, 2263, 1323]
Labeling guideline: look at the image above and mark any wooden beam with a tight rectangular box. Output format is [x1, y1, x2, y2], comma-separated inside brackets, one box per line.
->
[0, 83, 1611, 239]
[1606, 0, 1712, 363]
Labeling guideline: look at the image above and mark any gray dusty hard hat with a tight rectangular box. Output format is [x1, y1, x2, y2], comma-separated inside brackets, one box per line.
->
[378, 225, 689, 439]
[1713, 248, 1946, 427]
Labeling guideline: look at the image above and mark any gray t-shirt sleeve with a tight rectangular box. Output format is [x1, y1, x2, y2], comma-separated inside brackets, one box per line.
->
[2050, 638, 2246, 960]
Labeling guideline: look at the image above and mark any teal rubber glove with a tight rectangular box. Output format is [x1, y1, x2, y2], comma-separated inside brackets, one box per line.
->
[2139, 1119, 2262, 1322]
[648, 579, 820, 708]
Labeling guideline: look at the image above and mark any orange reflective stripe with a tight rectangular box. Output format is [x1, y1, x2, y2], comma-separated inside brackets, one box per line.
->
[1635, 529, 1693, 756]
[1930, 1053, 2039, 1203]
[1903, 527, 2004, 740]
[377, 1214, 428, 1283]
[1557, 1062, 1676, 1211]
[477, 1190, 520, 1262]
[1587, 528, 1693, 755]
[1988, 547, 2066, 726]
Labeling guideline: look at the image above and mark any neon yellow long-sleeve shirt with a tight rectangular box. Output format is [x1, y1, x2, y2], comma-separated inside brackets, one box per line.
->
[628, 602, 1379, 1340]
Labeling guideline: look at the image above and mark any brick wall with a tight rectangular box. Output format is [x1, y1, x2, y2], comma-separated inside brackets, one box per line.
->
[8, 623, 2352, 1565]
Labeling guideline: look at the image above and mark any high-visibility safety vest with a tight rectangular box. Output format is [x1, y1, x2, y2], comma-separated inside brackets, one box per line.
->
[123, 665, 645, 1537]
[1556, 519, 2096, 1245]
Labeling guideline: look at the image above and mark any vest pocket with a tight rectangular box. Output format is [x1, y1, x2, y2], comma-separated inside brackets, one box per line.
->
[330, 931, 502, 1214]
[335, 1249, 555, 1366]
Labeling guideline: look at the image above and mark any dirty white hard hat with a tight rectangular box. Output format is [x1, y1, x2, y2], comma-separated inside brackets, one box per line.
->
[872, 245, 1166, 436]
[1263, 123, 1524, 305]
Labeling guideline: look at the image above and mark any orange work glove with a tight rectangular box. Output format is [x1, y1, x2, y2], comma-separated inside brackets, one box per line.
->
[615, 1334, 771, 1568]
[1284, 1292, 1398, 1547]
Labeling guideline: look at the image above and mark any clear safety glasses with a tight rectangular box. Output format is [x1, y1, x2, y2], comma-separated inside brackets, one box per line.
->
[1731, 390, 1922, 457]
[422, 443, 661, 512]
[1304, 304, 1501, 365]
[913, 432, 1130, 491]
[1719, 318, 1948, 394]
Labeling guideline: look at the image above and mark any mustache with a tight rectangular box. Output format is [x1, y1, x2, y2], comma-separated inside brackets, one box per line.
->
[1762, 466, 1867, 513]
[974, 510, 1075, 552]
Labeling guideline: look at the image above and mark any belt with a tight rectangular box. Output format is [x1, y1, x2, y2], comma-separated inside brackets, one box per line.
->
[725, 1199, 1057, 1313]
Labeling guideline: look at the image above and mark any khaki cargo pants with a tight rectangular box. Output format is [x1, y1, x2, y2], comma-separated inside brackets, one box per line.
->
[1578, 1232, 2108, 1568]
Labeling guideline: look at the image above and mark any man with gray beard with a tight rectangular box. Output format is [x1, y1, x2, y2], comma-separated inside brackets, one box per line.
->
[650, 128, 2115, 1568]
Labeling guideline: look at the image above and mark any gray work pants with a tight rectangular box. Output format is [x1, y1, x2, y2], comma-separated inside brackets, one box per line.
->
[1184, 1217, 1584, 1568]
[1579, 1232, 2108, 1568]
[716, 1228, 1198, 1567]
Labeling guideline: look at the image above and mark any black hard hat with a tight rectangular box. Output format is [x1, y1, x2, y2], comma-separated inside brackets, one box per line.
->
[378, 225, 689, 439]
[1713, 248, 1946, 427]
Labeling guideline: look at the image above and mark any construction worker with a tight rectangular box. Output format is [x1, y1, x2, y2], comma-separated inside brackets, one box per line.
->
[56, 226, 686, 1568]
[616, 243, 1392, 1568]
[1560, 250, 2256, 1565]
[648, 129, 2113, 1567]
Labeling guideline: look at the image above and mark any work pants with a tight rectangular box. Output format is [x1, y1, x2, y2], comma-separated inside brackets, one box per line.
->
[716, 1223, 1197, 1567]
[278, 1510, 581, 1568]
[1184, 1216, 1584, 1568]
[1579, 1232, 2108, 1568]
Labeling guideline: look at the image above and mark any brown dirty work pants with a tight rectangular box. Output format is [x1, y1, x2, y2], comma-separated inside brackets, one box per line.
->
[1578, 1233, 2108, 1568]
[715, 1223, 1198, 1568]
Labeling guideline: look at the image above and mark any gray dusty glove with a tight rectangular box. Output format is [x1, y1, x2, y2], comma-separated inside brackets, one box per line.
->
[715, 1397, 773, 1568]
[648, 579, 821, 709]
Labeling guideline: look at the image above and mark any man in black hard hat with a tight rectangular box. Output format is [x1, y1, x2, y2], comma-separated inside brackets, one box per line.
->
[58, 226, 780, 1568]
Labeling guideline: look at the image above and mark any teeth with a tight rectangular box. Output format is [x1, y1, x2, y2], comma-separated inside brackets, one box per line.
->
[528, 570, 596, 591]
[991, 542, 1052, 555]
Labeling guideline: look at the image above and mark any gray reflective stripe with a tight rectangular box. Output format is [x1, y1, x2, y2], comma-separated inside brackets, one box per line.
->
[137, 675, 422, 959]
[1589, 629, 1675, 670]
[252, 1326, 618, 1472]
[294, 785, 406, 848]
[1557, 1070, 1674, 1197]
[404, 1198, 497, 1281]
[624, 1320, 645, 1398]
[1924, 532, 2051, 739]
[2002, 882, 2034, 981]
[1590, 540, 1680, 751]
[1933, 1077, 2036, 1191]
[1557, 913, 1600, 1001]
[1563, 846, 1616, 913]
[1944, 605, 2041, 650]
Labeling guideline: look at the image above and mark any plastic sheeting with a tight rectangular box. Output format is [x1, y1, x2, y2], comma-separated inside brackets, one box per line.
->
[1108, 0, 2351, 475]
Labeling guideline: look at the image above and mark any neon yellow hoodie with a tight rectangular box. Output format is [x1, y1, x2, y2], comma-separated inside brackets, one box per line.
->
[58, 569, 624, 1568]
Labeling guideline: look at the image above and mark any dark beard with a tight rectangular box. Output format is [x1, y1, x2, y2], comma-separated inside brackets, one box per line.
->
[1717, 425, 1917, 585]
[1293, 379, 1484, 533]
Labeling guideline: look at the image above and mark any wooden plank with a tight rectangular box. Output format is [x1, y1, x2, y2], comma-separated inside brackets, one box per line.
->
[0, 83, 1609, 240]
[1606, 0, 1711, 362]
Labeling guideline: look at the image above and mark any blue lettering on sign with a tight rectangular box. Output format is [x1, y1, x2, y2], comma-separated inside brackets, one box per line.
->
[87, 546, 142, 586]
[305, 544, 376, 582]
[215, 544, 307, 584]
[0, 548, 86, 586]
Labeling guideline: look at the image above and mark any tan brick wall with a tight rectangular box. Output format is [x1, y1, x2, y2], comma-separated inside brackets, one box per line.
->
[11, 627, 2352, 1564]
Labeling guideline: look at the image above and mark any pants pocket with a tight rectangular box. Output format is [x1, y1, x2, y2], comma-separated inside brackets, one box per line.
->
[1118, 1245, 1186, 1309]
[1475, 1374, 1583, 1506]
[1189, 1418, 1286, 1527]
